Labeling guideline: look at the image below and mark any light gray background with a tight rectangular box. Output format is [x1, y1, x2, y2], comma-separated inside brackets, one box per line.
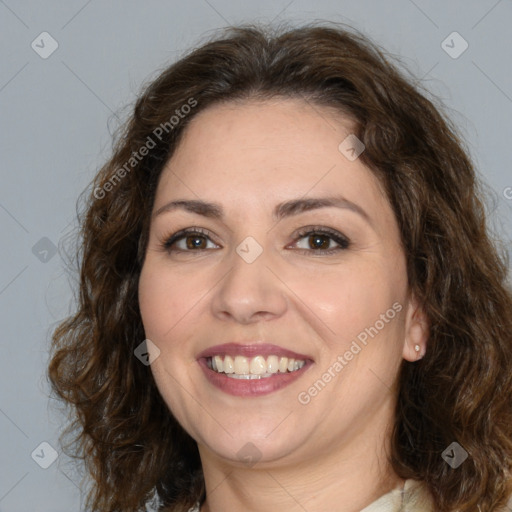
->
[1, 1, 511, 510]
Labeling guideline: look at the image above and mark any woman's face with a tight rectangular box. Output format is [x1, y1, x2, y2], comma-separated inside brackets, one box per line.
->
[138, 98, 426, 468]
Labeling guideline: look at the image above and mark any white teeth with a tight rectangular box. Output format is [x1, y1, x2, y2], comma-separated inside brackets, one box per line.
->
[226, 373, 273, 379]
[266, 355, 279, 373]
[224, 355, 234, 373]
[207, 354, 307, 377]
[213, 355, 224, 373]
[249, 355, 267, 375]
[233, 356, 249, 375]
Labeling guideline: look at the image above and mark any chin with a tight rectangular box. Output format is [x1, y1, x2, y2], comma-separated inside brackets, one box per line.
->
[195, 420, 309, 467]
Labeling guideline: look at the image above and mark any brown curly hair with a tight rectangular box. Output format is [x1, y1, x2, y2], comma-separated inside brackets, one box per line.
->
[48, 23, 512, 511]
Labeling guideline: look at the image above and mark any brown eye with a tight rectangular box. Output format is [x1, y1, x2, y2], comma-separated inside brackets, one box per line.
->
[185, 235, 208, 250]
[307, 234, 332, 250]
[292, 227, 350, 254]
[163, 228, 219, 252]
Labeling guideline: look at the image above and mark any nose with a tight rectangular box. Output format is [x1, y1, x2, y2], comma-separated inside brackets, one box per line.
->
[210, 247, 288, 324]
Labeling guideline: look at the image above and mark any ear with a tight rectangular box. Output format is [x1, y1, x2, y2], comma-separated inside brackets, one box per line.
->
[402, 293, 429, 362]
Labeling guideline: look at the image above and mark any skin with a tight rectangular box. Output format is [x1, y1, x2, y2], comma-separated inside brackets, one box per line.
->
[138, 98, 429, 512]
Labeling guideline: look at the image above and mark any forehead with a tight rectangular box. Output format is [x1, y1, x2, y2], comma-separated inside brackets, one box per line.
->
[154, 98, 391, 228]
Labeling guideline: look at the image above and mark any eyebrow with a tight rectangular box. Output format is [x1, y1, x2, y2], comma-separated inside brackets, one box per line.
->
[153, 196, 372, 226]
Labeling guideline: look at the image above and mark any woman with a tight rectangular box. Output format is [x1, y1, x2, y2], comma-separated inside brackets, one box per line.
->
[49, 24, 512, 511]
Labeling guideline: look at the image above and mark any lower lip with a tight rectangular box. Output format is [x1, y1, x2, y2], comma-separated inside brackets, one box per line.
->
[198, 358, 312, 397]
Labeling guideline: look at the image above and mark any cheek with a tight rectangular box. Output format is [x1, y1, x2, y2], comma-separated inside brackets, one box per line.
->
[138, 262, 196, 342]
[138, 264, 199, 403]
[288, 259, 404, 344]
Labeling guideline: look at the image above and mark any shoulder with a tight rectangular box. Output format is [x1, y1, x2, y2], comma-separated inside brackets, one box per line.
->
[403, 478, 436, 511]
[360, 478, 434, 511]
[359, 479, 434, 512]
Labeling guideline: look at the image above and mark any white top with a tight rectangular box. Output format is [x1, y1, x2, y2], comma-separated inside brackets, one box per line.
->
[186, 478, 435, 512]
[360, 478, 431, 511]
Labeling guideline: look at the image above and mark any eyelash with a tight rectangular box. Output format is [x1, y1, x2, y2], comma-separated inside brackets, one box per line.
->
[161, 226, 351, 256]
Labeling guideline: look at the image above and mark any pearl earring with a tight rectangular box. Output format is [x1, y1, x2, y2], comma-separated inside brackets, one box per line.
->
[414, 344, 421, 357]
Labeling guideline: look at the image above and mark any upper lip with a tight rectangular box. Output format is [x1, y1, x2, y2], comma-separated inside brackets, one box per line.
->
[197, 342, 313, 361]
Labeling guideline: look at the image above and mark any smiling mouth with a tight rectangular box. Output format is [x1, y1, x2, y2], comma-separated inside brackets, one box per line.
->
[197, 342, 313, 396]
[206, 354, 306, 379]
